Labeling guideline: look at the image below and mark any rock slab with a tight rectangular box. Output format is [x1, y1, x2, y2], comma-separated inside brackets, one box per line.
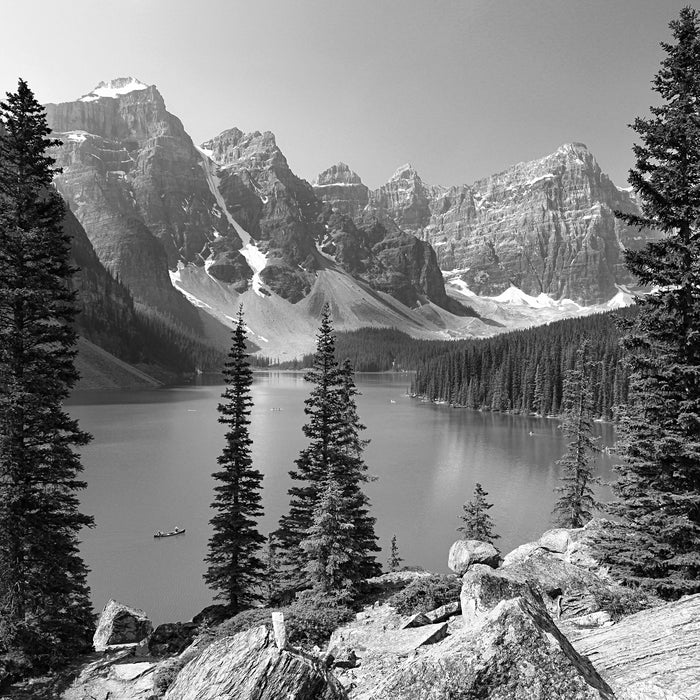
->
[562, 593, 700, 700]
[93, 599, 153, 652]
[359, 596, 615, 700]
[164, 625, 346, 700]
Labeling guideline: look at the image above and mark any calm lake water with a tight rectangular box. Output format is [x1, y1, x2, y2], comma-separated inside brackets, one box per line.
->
[67, 372, 616, 624]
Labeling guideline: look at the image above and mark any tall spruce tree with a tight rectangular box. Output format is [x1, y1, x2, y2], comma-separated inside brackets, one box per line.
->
[458, 483, 500, 544]
[204, 306, 265, 612]
[276, 304, 378, 597]
[597, 7, 700, 598]
[552, 342, 600, 528]
[0, 79, 94, 669]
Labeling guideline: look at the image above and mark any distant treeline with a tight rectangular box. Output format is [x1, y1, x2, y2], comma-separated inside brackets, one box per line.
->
[262, 310, 636, 419]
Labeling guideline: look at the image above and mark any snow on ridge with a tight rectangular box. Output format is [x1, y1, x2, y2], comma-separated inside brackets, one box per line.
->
[447, 278, 476, 297]
[527, 173, 555, 187]
[195, 146, 268, 297]
[78, 77, 149, 102]
[490, 285, 545, 308]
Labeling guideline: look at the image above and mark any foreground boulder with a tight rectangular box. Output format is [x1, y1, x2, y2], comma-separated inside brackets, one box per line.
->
[164, 625, 346, 700]
[93, 600, 153, 652]
[499, 545, 611, 618]
[358, 597, 615, 700]
[562, 593, 700, 700]
[447, 539, 499, 575]
[460, 564, 541, 626]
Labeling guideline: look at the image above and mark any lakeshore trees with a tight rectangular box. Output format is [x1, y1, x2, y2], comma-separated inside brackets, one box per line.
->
[597, 7, 700, 598]
[205, 307, 265, 612]
[0, 80, 94, 670]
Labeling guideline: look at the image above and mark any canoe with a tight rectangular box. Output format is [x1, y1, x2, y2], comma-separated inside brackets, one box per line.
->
[154, 529, 186, 538]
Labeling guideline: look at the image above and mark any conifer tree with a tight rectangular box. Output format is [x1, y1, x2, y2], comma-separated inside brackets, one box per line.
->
[205, 306, 265, 612]
[388, 535, 403, 572]
[276, 304, 378, 596]
[335, 359, 380, 581]
[458, 483, 500, 544]
[0, 79, 94, 669]
[301, 473, 356, 602]
[597, 7, 700, 597]
[552, 342, 600, 527]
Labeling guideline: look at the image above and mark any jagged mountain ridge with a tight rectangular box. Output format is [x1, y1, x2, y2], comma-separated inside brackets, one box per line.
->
[45, 79, 464, 359]
[315, 145, 653, 304]
[44, 78, 647, 361]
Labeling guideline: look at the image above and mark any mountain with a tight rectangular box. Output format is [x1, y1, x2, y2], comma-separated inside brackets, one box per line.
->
[44, 78, 237, 329]
[319, 144, 653, 304]
[45, 79, 475, 360]
[44, 78, 652, 361]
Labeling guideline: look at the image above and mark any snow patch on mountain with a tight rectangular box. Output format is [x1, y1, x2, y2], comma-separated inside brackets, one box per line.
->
[195, 146, 268, 297]
[78, 77, 149, 102]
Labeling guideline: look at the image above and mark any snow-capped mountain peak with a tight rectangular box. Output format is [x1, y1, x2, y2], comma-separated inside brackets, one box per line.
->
[78, 77, 150, 102]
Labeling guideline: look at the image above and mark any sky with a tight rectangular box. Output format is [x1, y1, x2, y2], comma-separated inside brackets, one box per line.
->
[0, 0, 693, 189]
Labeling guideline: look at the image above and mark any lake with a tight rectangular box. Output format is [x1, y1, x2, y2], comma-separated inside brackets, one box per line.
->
[67, 372, 616, 624]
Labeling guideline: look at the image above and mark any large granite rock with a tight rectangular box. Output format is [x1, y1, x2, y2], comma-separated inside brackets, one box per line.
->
[447, 538, 500, 575]
[561, 593, 700, 700]
[460, 564, 541, 626]
[356, 596, 615, 699]
[164, 625, 346, 700]
[360, 144, 657, 303]
[93, 599, 153, 652]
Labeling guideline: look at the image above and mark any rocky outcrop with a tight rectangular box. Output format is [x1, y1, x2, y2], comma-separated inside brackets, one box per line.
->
[45, 79, 235, 325]
[163, 625, 346, 700]
[562, 593, 700, 700]
[61, 651, 157, 700]
[318, 210, 467, 313]
[93, 600, 153, 652]
[460, 564, 541, 626]
[354, 597, 614, 700]
[447, 538, 500, 574]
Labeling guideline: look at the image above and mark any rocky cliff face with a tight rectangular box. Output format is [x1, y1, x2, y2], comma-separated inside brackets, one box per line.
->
[201, 128, 322, 302]
[45, 79, 239, 325]
[325, 144, 652, 304]
[314, 165, 465, 313]
[313, 163, 369, 220]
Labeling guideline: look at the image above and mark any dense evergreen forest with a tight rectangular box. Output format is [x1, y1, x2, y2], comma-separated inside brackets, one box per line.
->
[266, 310, 635, 420]
[412, 310, 635, 419]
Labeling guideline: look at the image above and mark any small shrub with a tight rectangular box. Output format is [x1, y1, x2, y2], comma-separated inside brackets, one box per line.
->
[152, 657, 187, 697]
[388, 574, 462, 615]
[210, 607, 273, 641]
[592, 586, 660, 622]
[201, 599, 353, 652]
[284, 597, 353, 648]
